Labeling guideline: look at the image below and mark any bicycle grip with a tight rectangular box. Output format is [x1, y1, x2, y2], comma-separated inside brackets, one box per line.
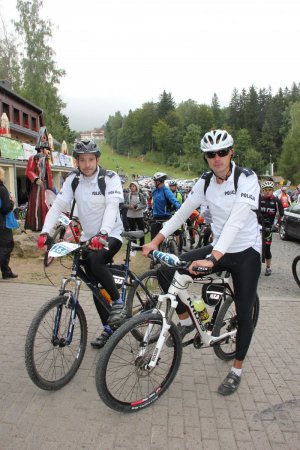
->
[191, 266, 212, 274]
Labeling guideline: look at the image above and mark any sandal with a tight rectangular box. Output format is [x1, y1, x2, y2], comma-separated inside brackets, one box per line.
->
[218, 371, 241, 395]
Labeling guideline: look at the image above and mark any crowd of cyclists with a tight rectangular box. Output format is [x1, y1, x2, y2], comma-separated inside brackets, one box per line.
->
[37, 129, 299, 396]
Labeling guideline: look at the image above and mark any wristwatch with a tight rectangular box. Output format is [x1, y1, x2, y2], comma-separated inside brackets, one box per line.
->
[205, 254, 218, 266]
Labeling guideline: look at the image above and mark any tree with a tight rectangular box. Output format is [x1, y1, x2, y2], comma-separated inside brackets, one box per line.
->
[0, 16, 21, 89]
[13, 0, 67, 141]
[211, 93, 222, 128]
[278, 102, 300, 183]
[157, 90, 175, 119]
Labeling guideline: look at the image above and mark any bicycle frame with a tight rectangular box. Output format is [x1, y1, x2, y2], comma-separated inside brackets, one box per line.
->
[141, 267, 237, 370]
[50, 232, 157, 344]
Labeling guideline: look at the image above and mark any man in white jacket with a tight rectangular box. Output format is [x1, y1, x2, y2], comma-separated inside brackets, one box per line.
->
[143, 129, 261, 396]
[38, 140, 126, 348]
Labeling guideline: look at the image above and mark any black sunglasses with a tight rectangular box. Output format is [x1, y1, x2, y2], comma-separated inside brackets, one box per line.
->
[205, 148, 231, 159]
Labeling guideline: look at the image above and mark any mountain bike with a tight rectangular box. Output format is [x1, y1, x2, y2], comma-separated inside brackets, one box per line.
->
[292, 254, 300, 287]
[95, 250, 260, 412]
[25, 230, 159, 391]
[44, 212, 81, 267]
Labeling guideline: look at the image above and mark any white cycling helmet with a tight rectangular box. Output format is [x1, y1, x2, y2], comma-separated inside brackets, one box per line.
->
[200, 129, 234, 152]
[261, 180, 274, 190]
[153, 172, 167, 183]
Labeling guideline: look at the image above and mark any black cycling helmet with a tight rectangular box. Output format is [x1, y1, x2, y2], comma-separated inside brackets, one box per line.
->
[73, 140, 101, 158]
[153, 172, 167, 183]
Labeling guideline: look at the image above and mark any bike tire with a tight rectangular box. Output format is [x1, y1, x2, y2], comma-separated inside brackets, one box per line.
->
[44, 226, 66, 267]
[212, 294, 260, 361]
[95, 313, 182, 412]
[126, 269, 162, 316]
[25, 295, 87, 390]
[292, 255, 300, 288]
[167, 238, 179, 256]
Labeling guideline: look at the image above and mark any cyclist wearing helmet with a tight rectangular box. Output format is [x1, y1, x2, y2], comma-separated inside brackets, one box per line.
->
[151, 172, 181, 240]
[143, 129, 261, 396]
[278, 186, 291, 209]
[38, 140, 126, 349]
[260, 180, 284, 276]
[168, 180, 183, 206]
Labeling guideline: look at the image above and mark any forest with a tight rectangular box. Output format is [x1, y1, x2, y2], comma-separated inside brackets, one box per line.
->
[105, 86, 300, 183]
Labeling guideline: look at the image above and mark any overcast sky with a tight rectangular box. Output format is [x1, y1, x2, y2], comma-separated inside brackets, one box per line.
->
[1, 0, 300, 131]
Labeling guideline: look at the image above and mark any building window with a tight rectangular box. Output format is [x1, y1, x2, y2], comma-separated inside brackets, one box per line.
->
[3, 102, 10, 119]
[31, 116, 37, 131]
[23, 112, 29, 128]
[13, 108, 20, 124]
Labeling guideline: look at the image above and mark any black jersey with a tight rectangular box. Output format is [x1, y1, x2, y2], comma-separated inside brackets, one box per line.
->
[260, 195, 284, 228]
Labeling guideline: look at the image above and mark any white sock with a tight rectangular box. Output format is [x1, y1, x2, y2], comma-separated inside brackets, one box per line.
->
[231, 367, 242, 377]
[180, 317, 193, 327]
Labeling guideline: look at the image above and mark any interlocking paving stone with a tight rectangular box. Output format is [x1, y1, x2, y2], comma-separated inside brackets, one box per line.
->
[0, 281, 300, 449]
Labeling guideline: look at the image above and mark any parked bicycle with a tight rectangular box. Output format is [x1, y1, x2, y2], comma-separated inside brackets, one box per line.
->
[96, 250, 260, 412]
[292, 254, 300, 287]
[25, 230, 159, 391]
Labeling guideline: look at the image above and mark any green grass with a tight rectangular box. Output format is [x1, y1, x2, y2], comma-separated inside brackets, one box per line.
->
[98, 142, 198, 180]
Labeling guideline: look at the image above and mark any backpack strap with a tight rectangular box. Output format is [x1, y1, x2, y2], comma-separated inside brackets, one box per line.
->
[202, 170, 214, 195]
[69, 167, 107, 219]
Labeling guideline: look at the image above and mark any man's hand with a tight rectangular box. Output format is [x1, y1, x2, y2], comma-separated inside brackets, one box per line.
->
[142, 242, 158, 257]
[89, 233, 108, 250]
[36, 179, 43, 187]
[37, 233, 52, 249]
[188, 259, 213, 275]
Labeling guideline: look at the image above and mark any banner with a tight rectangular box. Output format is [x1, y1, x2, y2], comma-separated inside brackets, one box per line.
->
[0, 136, 24, 160]
[22, 142, 37, 160]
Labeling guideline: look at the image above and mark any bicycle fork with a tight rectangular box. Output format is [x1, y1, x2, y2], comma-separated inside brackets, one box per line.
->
[52, 278, 81, 347]
[137, 294, 178, 370]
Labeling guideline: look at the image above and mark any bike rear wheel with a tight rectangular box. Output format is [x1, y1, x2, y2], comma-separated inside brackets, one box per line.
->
[126, 269, 162, 316]
[95, 313, 182, 412]
[212, 294, 260, 361]
[292, 255, 300, 288]
[25, 295, 87, 390]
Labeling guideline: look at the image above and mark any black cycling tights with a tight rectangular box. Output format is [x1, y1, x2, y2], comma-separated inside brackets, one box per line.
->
[158, 245, 261, 361]
[83, 237, 122, 325]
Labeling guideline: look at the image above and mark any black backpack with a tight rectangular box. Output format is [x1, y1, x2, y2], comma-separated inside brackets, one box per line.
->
[201, 166, 265, 261]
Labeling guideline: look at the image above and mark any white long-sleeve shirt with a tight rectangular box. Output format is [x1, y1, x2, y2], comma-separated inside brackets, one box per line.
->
[42, 168, 124, 242]
[161, 162, 261, 255]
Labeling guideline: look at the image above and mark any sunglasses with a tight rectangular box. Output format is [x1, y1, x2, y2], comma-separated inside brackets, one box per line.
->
[205, 149, 231, 159]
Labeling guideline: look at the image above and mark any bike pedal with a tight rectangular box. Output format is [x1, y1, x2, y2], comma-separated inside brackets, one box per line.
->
[193, 333, 203, 349]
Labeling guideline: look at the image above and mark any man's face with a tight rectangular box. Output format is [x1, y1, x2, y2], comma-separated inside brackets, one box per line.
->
[78, 154, 98, 177]
[205, 148, 233, 177]
[263, 188, 273, 198]
[170, 185, 177, 192]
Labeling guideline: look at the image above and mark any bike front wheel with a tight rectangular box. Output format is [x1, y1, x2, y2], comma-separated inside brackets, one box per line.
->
[44, 225, 66, 267]
[292, 255, 300, 288]
[25, 295, 87, 390]
[95, 313, 182, 413]
[212, 294, 260, 361]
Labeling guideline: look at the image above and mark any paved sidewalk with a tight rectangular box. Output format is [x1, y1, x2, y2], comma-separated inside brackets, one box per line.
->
[1, 281, 300, 450]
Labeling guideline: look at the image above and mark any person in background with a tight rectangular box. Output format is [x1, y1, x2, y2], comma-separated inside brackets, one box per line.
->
[151, 172, 181, 240]
[260, 180, 284, 276]
[124, 182, 147, 246]
[25, 127, 53, 231]
[278, 186, 291, 210]
[0, 167, 18, 279]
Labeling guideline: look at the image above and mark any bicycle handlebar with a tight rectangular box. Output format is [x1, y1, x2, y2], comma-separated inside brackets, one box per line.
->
[150, 250, 213, 274]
